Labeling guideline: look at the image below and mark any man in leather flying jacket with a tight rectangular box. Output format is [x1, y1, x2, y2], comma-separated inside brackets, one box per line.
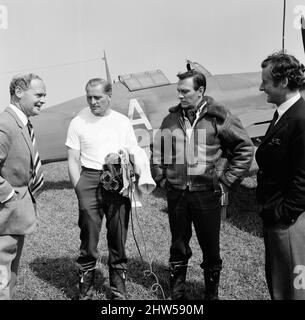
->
[151, 69, 254, 300]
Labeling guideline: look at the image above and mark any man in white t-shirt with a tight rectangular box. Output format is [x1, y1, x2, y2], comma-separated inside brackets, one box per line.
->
[65, 78, 138, 300]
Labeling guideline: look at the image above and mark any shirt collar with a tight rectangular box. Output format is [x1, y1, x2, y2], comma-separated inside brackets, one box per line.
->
[197, 100, 207, 115]
[277, 92, 301, 119]
[9, 103, 28, 126]
[183, 100, 207, 117]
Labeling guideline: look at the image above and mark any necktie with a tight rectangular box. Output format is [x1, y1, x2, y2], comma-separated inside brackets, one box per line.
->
[272, 110, 279, 125]
[267, 110, 279, 133]
[27, 121, 44, 195]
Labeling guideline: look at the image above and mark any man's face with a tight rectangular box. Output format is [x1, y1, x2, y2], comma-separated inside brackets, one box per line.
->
[259, 65, 286, 106]
[177, 77, 204, 109]
[86, 84, 111, 116]
[17, 79, 46, 117]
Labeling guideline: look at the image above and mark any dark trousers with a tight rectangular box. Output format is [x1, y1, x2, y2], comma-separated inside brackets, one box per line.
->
[167, 188, 222, 271]
[75, 168, 130, 271]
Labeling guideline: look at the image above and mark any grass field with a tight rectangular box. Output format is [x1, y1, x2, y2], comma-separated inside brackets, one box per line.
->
[13, 161, 269, 300]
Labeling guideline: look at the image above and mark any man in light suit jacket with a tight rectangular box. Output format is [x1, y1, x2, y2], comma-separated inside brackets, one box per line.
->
[0, 73, 46, 299]
[256, 52, 305, 299]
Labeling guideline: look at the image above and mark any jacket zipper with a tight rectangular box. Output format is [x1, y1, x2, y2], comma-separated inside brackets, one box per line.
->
[178, 115, 191, 188]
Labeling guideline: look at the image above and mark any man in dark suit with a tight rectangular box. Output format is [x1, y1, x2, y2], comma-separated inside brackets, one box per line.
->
[256, 52, 305, 299]
[0, 73, 46, 299]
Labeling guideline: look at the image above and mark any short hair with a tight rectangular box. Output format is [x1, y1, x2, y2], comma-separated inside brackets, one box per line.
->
[85, 78, 112, 96]
[261, 51, 305, 90]
[177, 70, 207, 91]
[10, 73, 42, 97]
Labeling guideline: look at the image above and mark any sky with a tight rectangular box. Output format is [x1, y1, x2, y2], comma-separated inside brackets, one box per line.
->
[0, 0, 304, 109]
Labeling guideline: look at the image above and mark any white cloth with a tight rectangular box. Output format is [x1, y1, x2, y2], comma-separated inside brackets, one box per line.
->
[8, 104, 28, 126]
[119, 146, 156, 207]
[183, 101, 207, 140]
[275, 92, 301, 125]
[65, 107, 138, 170]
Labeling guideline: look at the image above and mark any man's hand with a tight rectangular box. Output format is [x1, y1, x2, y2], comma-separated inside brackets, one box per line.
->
[67, 147, 81, 189]
[119, 186, 134, 196]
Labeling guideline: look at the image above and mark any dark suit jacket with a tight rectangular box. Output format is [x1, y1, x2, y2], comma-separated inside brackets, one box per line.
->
[0, 107, 36, 234]
[256, 97, 305, 227]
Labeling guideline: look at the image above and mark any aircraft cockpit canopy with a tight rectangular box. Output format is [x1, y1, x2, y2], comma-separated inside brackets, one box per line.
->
[118, 70, 170, 91]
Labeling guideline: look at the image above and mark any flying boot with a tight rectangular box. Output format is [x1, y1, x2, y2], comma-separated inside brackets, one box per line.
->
[204, 268, 220, 300]
[169, 261, 188, 300]
[109, 268, 127, 300]
[78, 261, 96, 300]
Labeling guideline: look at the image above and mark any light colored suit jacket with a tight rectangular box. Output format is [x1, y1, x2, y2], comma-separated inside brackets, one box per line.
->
[0, 107, 36, 235]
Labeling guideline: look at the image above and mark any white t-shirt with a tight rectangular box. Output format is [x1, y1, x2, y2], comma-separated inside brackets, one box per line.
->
[65, 107, 138, 170]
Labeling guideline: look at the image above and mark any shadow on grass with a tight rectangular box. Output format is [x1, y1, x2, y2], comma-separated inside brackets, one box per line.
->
[42, 180, 73, 191]
[29, 256, 106, 300]
[100, 256, 205, 300]
[30, 255, 205, 300]
[151, 187, 166, 200]
[127, 258, 206, 300]
[226, 176, 263, 238]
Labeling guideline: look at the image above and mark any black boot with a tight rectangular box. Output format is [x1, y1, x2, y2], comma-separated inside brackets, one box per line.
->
[78, 268, 96, 300]
[169, 261, 188, 300]
[204, 269, 220, 300]
[109, 268, 127, 300]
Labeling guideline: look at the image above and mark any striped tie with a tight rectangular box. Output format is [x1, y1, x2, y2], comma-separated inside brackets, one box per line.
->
[27, 120, 44, 195]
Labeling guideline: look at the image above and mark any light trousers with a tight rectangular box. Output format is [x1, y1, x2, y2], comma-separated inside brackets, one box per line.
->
[0, 235, 24, 300]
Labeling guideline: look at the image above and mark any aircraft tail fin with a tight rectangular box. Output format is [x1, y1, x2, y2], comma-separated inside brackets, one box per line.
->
[186, 59, 212, 77]
[103, 50, 112, 83]
[301, 16, 305, 54]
